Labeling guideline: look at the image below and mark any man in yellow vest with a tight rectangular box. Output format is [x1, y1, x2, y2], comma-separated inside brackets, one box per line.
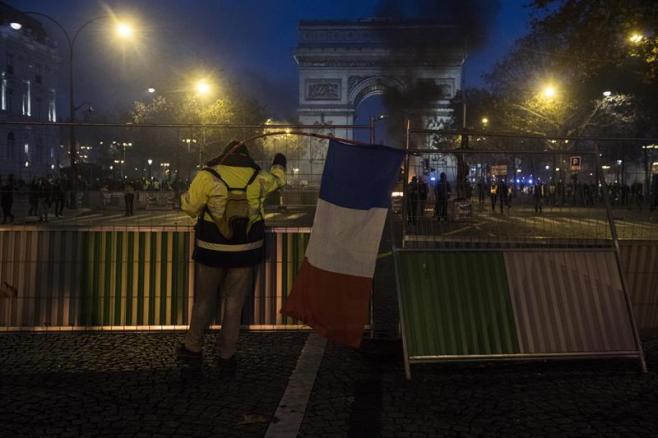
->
[177, 141, 286, 374]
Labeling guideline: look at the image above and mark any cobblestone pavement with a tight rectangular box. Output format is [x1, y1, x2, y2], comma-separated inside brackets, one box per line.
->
[0, 332, 307, 438]
[299, 331, 658, 437]
[1, 331, 657, 437]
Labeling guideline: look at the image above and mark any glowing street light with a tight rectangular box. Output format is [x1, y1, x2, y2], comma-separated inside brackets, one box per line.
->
[542, 84, 557, 99]
[195, 80, 211, 96]
[602, 90, 612, 97]
[9, 22, 22, 30]
[481, 117, 489, 126]
[629, 33, 644, 44]
[147, 87, 156, 93]
[115, 21, 134, 39]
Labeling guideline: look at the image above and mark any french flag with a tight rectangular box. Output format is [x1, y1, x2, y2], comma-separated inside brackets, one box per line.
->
[281, 140, 404, 347]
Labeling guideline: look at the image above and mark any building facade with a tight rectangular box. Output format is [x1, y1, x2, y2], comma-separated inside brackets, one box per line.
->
[1, 2, 59, 182]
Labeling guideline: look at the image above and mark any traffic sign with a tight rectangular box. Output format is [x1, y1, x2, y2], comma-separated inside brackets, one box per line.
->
[570, 156, 581, 172]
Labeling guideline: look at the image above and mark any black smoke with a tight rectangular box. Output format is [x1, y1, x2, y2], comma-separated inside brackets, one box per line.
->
[374, 0, 501, 50]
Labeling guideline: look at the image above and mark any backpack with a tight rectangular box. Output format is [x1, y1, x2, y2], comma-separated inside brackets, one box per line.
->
[202, 167, 259, 240]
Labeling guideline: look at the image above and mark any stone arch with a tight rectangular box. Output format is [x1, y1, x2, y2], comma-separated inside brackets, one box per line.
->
[348, 76, 407, 108]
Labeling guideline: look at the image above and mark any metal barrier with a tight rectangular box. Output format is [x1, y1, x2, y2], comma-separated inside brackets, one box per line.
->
[0, 226, 310, 330]
[620, 241, 658, 329]
[394, 248, 646, 379]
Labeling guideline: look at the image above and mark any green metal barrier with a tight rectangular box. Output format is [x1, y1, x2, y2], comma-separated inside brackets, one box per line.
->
[0, 227, 310, 330]
[394, 248, 645, 379]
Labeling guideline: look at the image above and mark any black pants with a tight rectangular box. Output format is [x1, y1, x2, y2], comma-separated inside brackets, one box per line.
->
[54, 199, 64, 216]
[1, 202, 13, 223]
[436, 198, 448, 220]
[125, 194, 135, 216]
[408, 200, 418, 224]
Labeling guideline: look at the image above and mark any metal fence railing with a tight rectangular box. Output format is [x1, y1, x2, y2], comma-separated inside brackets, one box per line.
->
[399, 128, 658, 247]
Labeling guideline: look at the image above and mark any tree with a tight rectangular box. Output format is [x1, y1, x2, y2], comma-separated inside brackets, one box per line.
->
[482, 0, 657, 150]
[129, 85, 267, 179]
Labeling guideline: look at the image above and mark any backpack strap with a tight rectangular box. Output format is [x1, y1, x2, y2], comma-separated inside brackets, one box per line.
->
[202, 167, 230, 189]
[202, 167, 258, 191]
[243, 169, 259, 190]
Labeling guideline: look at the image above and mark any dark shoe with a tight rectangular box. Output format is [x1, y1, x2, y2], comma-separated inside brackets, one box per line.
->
[176, 343, 202, 366]
[216, 355, 237, 377]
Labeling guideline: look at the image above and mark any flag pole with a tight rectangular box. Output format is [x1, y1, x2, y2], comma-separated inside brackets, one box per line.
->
[401, 120, 412, 248]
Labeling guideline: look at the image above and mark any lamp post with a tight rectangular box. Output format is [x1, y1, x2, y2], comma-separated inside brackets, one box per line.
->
[147, 158, 153, 181]
[643, 144, 657, 199]
[369, 114, 387, 144]
[13, 11, 134, 207]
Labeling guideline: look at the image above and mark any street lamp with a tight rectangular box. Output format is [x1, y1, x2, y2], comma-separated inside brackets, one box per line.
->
[11, 10, 136, 207]
[369, 114, 387, 143]
[542, 84, 557, 99]
[602, 90, 612, 97]
[195, 79, 211, 96]
[115, 22, 134, 39]
[147, 159, 153, 180]
[481, 117, 489, 126]
[629, 32, 644, 44]
[147, 87, 156, 94]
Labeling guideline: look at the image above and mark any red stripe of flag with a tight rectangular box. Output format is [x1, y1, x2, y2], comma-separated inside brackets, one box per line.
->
[281, 258, 372, 348]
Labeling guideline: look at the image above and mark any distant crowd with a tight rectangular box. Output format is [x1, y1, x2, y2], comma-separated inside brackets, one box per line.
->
[0, 174, 191, 223]
[406, 173, 658, 223]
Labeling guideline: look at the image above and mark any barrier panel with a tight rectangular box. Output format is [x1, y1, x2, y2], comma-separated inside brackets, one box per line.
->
[620, 241, 658, 329]
[394, 248, 645, 379]
[0, 227, 310, 330]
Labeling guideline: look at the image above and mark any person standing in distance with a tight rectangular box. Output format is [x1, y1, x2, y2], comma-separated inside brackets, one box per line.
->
[1, 175, 16, 224]
[124, 180, 135, 217]
[435, 172, 450, 221]
[177, 141, 286, 374]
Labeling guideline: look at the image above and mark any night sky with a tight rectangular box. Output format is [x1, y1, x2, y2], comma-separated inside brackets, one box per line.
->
[8, 0, 532, 119]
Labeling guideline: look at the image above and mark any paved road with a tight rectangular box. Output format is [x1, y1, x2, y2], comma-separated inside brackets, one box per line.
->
[405, 205, 658, 243]
[0, 331, 656, 437]
[0, 208, 315, 229]
[2, 201, 656, 241]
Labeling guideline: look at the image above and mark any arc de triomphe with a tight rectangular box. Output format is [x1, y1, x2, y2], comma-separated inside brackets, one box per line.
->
[291, 19, 465, 185]
[295, 20, 465, 138]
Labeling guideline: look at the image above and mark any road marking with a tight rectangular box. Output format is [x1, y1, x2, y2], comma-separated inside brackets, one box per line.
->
[479, 215, 506, 223]
[616, 220, 652, 229]
[443, 222, 486, 236]
[540, 217, 569, 226]
[265, 333, 326, 438]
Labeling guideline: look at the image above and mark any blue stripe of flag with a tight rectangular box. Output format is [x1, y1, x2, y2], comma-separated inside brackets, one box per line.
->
[319, 140, 404, 210]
